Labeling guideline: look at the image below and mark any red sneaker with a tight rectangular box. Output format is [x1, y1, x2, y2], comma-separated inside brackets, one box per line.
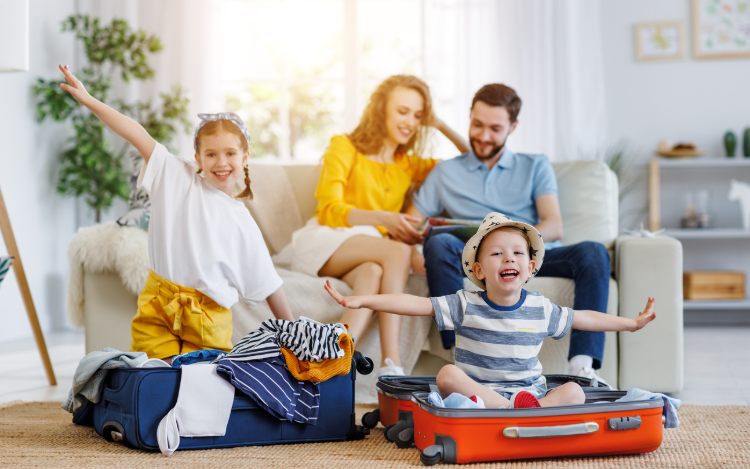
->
[511, 391, 541, 408]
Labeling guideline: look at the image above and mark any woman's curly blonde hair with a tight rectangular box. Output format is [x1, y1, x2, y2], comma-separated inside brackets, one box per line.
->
[348, 75, 433, 156]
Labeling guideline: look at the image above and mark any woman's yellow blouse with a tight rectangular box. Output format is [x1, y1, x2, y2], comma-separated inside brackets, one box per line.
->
[315, 135, 438, 232]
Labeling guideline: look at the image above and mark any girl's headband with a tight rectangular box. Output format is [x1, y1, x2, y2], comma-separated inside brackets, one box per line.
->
[193, 112, 251, 151]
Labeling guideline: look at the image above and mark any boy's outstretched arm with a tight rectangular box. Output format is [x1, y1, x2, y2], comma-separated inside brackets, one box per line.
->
[573, 296, 656, 332]
[324, 280, 434, 317]
[58, 64, 156, 161]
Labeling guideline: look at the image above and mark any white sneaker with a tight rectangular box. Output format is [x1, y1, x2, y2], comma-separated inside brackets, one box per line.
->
[570, 365, 612, 389]
[378, 357, 405, 377]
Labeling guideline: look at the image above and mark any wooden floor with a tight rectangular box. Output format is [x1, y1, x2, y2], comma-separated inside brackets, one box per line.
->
[0, 325, 748, 405]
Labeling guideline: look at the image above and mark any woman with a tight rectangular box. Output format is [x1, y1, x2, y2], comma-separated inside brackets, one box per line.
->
[291, 75, 467, 375]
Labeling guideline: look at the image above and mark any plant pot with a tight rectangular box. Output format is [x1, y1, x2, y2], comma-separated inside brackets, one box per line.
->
[724, 130, 737, 158]
[743, 127, 750, 158]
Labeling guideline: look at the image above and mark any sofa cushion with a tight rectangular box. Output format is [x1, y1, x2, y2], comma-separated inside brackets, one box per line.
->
[283, 165, 322, 224]
[553, 161, 618, 247]
[266, 162, 618, 248]
[245, 164, 305, 255]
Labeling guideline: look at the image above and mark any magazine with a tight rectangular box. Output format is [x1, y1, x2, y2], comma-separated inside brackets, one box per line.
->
[420, 217, 482, 241]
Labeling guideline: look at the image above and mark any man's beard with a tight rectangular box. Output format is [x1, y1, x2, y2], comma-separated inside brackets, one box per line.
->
[470, 139, 505, 160]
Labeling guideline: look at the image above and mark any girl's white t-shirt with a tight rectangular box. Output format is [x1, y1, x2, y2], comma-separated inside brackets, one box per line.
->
[138, 143, 282, 308]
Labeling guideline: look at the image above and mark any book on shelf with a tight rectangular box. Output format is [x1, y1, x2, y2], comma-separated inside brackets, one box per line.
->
[420, 217, 482, 241]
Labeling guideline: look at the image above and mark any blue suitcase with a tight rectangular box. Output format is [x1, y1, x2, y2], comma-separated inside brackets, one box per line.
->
[73, 353, 373, 451]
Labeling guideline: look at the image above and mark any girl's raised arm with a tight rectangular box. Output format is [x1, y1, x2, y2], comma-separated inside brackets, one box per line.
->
[58, 64, 156, 161]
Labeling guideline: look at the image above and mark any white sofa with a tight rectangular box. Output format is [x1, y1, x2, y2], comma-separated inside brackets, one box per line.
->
[72, 159, 684, 402]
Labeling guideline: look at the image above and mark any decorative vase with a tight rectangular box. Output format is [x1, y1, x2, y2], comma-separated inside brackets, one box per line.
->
[743, 127, 750, 158]
[724, 130, 737, 157]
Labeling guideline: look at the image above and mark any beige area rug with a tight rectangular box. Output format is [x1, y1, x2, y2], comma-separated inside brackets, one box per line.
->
[1, 402, 748, 468]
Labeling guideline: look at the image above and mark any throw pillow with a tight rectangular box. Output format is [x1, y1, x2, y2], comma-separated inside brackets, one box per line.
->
[0, 256, 12, 288]
[116, 151, 151, 230]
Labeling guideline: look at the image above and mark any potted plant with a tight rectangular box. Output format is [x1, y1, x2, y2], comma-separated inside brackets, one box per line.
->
[32, 15, 190, 222]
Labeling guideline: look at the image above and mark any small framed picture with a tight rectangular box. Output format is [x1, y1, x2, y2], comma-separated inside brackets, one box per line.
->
[693, 0, 750, 59]
[634, 21, 685, 61]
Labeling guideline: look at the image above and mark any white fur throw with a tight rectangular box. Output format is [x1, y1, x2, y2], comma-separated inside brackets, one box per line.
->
[67, 223, 149, 327]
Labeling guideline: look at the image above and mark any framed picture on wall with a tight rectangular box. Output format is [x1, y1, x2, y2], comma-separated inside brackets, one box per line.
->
[634, 21, 685, 61]
[693, 0, 750, 59]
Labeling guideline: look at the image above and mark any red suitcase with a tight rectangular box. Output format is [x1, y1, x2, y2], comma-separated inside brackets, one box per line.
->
[411, 389, 664, 465]
[364, 375, 610, 448]
[362, 376, 434, 446]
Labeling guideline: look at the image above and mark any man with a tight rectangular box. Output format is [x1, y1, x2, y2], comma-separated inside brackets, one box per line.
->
[409, 83, 611, 383]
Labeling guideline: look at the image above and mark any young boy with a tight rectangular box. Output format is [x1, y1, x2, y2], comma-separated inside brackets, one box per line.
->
[324, 212, 656, 408]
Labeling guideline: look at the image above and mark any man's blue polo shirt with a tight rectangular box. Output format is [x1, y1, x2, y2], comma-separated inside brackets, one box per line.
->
[412, 149, 561, 249]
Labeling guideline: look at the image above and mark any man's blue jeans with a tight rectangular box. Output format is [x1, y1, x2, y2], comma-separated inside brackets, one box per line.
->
[423, 233, 611, 369]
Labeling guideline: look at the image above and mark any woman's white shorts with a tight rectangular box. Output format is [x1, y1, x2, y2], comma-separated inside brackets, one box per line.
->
[290, 218, 382, 276]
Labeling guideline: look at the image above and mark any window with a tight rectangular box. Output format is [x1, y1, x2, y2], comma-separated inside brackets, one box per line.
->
[217, 0, 449, 161]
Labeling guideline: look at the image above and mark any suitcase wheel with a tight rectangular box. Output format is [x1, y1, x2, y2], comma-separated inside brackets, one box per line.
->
[354, 353, 374, 375]
[347, 424, 369, 440]
[394, 426, 414, 448]
[420, 444, 443, 466]
[384, 424, 396, 442]
[102, 421, 125, 443]
[385, 420, 409, 443]
[361, 408, 380, 429]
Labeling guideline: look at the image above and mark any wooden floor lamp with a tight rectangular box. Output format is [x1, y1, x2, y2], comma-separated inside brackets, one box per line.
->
[0, 0, 56, 385]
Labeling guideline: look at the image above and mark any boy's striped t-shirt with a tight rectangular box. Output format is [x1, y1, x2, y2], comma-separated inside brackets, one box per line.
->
[430, 289, 573, 395]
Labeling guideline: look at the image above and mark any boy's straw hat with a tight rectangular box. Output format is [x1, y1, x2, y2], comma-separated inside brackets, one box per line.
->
[462, 212, 545, 289]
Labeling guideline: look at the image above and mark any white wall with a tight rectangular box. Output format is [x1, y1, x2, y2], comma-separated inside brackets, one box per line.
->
[0, 0, 78, 342]
[600, 0, 750, 231]
[602, 0, 750, 160]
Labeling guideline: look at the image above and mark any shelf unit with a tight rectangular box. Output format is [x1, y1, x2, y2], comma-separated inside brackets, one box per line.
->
[653, 158, 750, 169]
[649, 157, 750, 231]
[649, 157, 750, 312]
[683, 299, 750, 311]
[664, 228, 750, 240]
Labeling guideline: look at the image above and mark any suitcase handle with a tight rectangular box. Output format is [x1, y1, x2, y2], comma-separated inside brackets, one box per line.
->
[503, 421, 599, 438]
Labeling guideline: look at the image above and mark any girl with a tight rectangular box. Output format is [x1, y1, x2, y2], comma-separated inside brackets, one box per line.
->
[290, 75, 468, 375]
[58, 64, 294, 360]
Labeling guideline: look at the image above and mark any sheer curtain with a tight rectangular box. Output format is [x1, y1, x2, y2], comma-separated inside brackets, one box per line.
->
[423, 0, 608, 162]
[80, 0, 223, 154]
[80, 0, 607, 162]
